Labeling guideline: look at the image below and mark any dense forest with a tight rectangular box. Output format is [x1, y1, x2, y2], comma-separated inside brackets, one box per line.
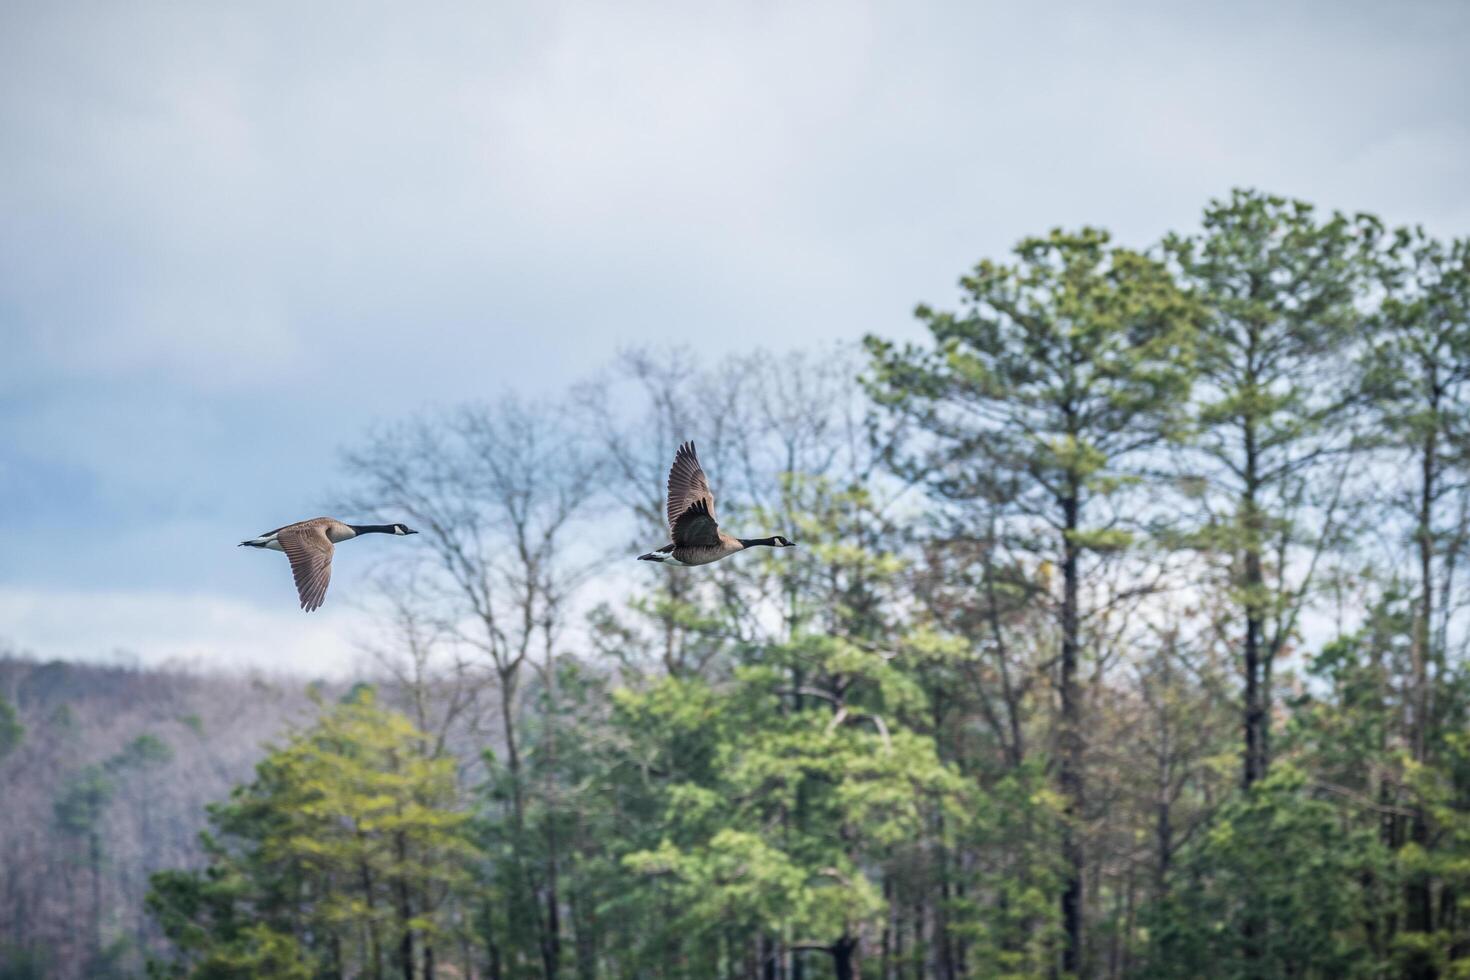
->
[4, 188, 1470, 978]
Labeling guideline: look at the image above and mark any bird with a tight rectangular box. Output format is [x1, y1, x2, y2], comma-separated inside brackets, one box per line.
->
[638, 441, 796, 566]
[239, 517, 418, 611]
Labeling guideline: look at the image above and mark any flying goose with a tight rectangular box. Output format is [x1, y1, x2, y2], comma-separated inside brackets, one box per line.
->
[638, 441, 795, 566]
[239, 517, 417, 611]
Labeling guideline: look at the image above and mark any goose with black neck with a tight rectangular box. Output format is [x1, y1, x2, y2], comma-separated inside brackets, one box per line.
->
[240, 516, 418, 611]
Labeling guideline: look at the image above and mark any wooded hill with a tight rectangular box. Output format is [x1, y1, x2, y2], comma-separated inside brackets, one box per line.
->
[0, 655, 324, 977]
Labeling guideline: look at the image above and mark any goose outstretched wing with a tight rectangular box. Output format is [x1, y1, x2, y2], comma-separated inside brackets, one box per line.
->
[666, 441, 721, 547]
[278, 524, 335, 612]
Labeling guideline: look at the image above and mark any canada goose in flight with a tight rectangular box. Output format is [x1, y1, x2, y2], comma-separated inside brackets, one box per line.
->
[239, 517, 417, 611]
[638, 442, 795, 566]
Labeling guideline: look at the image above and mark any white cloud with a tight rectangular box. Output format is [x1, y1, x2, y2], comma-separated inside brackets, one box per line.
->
[2, 0, 1469, 661]
[6, 0, 1463, 399]
[0, 587, 362, 676]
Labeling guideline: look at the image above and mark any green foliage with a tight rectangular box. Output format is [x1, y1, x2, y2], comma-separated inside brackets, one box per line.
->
[54, 765, 115, 837]
[147, 690, 476, 980]
[951, 763, 1068, 978]
[618, 658, 970, 969]
[0, 944, 51, 980]
[1398, 732, 1470, 975]
[1139, 766, 1397, 979]
[866, 226, 1200, 517]
[109, 733, 174, 773]
[0, 695, 22, 761]
[1163, 187, 1378, 558]
[1365, 229, 1470, 446]
[1164, 189, 1379, 574]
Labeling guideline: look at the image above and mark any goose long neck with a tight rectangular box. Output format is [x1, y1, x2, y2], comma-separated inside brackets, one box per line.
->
[348, 524, 398, 536]
[739, 536, 780, 548]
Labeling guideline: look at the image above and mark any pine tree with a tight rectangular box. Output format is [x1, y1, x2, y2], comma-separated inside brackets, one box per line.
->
[1164, 190, 1380, 790]
[148, 688, 477, 980]
[1366, 228, 1470, 974]
[866, 227, 1199, 973]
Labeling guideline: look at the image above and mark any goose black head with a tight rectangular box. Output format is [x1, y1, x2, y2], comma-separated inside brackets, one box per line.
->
[394, 524, 419, 536]
[772, 535, 795, 548]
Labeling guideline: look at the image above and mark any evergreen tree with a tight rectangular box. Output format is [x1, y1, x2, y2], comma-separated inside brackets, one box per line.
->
[1139, 766, 1395, 980]
[1364, 229, 1470, 969]
[147, 689, 477, 980]
[866, 227, 1198, 973]
[0, 696, 21, 761]
[1164, 190, 1380, 790]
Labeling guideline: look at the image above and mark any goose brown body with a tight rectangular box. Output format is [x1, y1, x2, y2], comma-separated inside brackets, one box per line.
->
[637, 442, 794, 566]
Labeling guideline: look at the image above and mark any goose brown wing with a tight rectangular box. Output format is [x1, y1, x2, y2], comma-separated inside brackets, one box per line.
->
[672, 498, 722, 547]
[666, 441, 717, 533]
[277, 524, 335, 612]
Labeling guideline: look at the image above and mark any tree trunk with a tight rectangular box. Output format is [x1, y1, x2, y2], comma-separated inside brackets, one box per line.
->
[938, 823, 957, 980]
[569, 870, 597, 980]
[395, 831, 414, 980]
[1241, 422, 1268, 789]
[481, 892, 504, 980]
[832, 935, 860, 980]
[89, 829, 103, 958]
[360, 853, 385, 980]
[487, 923, 504, 980]
[1239, 423, 1268, 965]
[880, 876, 893, 978]
[1155, 654, 1174, 895]
[1413, 387, 1438, 765]
[541, 630, 564, 980]
[1404, 415, 1438, 977]
[498, 664, 556, 980]
[499, 666, 525, 825]
[1155, 791, 1171, 893]
[541, 832, 562, 978]
[1059, 489, 1085, 975]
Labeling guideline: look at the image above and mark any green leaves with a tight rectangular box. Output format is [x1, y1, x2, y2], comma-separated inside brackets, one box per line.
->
[0, 695, 21, 761]
[628, 742, 936, 943]
[613, 619, 974, 965]
[53, 765, 114, 837]
[626, 829, 880, 944]
[147, 691, 477, 979]
[868, 225, 1199, 538]
[1139, 765, 1397, 980]
[1166, 189, 1378, 460]
[106, 733, 173, 773]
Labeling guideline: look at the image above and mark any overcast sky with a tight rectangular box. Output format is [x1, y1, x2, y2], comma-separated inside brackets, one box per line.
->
[2, 0, 1467, 672]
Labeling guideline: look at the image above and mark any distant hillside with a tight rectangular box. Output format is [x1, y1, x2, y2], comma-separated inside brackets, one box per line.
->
[0, 654, 330, 979]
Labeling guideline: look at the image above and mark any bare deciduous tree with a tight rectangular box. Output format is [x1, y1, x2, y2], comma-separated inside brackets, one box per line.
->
[340, 395, 601, 979]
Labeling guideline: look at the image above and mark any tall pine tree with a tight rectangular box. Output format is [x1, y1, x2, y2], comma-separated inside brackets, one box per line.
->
[866, 228, 1198, 974]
